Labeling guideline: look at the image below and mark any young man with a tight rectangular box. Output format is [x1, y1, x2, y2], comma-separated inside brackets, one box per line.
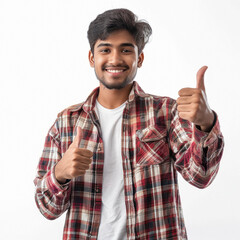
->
[34, 8, 224, 240]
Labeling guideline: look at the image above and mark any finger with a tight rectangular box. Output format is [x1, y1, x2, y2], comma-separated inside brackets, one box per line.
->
[78, 162, 91, 170]
[178, 112, 195, 122]
[72, 126, 82, 148]
[177, 96, 192, 105]
[196, 66, 208, 92]
[178, 88, 199, 97]
[177, 95, 202, 105]
[72, 150, 93, 163]
[177, 104, 191, 112]
[75, 155, 93, 164]
[78, 148, 93, 158]
[73, 160, 90, 170]
[72, 169, 86, 177]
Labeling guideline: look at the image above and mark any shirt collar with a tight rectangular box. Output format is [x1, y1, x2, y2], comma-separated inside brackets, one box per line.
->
[73, 81, 149, 113]
[128, 81, 149, 102]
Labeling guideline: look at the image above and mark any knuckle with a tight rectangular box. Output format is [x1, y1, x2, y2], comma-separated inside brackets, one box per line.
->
[195, 103, 200, 112]
[70, 169, 77, 177]
[82, 164, 89, 170]
[179, 112, 184, 119]
[178, 89, 184, 96]
[72, 154, 79, 161]
[86, 150, 93, 157]
[190, 112, 196, 121]
[193, 97, 200, 104]
[72, 162, 79, 170]
[176, 97, 180, 104]
[195, 89, 201, 94]
[191, 102, 198, 109]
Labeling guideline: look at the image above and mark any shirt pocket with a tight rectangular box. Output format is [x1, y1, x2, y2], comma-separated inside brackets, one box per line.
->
[136, 125, 169, 167]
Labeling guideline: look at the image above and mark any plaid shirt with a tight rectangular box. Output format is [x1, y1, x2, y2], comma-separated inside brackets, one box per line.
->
[34, 82, 224, 240]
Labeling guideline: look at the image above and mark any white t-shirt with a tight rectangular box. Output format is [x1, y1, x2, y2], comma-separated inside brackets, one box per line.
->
[95, 100, 127, 240]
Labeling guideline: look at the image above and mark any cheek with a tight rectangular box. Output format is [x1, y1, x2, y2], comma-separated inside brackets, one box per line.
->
[130, 61, 138, 70]
[93, 59, 103, 70]
[94, 57, 106, 68]
[130, 56, 138, 67]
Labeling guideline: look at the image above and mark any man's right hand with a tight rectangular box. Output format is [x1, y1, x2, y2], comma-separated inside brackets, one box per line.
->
[55, 127, 93, 184]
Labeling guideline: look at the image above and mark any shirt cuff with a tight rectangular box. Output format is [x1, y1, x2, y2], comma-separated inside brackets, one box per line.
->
[193, 112, 221, 148]
[45, 166, 71, 195]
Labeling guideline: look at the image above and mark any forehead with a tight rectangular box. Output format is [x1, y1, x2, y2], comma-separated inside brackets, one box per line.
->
[95, 30, 137, 48]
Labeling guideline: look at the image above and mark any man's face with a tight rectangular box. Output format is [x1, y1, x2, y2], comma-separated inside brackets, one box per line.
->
[89, 30, 144, 90]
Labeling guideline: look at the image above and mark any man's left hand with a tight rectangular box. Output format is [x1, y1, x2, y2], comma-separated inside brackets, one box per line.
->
[177, 66, 215, 132]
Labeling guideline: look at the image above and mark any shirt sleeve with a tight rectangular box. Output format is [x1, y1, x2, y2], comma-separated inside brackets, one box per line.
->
[34, 119, 72, 220]
[168, 101, 224, 189]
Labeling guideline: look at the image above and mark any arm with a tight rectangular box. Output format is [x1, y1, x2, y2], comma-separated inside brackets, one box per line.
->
[34, 119, 93, 220]
[34, 121, 72, 220]
[169, 66, 224, 188]
[169, 103, 224, 188]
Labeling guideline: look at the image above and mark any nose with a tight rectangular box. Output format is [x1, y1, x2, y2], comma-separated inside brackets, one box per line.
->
[109, 50, 123, 65]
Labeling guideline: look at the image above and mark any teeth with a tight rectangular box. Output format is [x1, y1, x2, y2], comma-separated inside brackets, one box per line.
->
[106, 69, 124, 73]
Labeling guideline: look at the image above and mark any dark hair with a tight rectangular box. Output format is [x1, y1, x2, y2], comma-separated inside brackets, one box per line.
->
[87, 8, 152, 54]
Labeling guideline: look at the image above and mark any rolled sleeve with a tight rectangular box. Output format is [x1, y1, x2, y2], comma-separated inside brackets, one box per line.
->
[45, 166, 71, 196]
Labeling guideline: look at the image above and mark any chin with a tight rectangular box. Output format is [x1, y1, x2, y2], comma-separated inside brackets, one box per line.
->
[98, 78, 133, 90]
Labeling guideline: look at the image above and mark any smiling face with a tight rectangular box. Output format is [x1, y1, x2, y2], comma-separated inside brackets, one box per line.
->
[89, 30, 144, 90]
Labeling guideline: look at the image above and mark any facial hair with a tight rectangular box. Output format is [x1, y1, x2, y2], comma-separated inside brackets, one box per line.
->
[94, 64, 137, 90]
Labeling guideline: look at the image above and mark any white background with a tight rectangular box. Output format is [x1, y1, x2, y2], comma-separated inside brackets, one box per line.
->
[0, 0, 239, 239]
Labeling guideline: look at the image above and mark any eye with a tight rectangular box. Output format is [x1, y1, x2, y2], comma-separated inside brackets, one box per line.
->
[100, 48, 110, 53]
[122, 49, 132, 53]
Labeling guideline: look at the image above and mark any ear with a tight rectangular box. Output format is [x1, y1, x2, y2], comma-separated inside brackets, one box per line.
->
[137, 52, 144, 68]
[88, 50, 94, 67]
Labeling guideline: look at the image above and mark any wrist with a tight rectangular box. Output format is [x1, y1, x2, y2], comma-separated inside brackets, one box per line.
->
[54, 164, 67, 184]
[200, 111, 216, 132]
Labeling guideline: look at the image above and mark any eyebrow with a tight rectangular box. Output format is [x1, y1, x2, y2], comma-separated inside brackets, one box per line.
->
[96, 43, 135, 48]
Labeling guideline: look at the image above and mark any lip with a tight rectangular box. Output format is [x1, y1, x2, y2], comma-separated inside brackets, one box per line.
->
[104, 67, 128, 76]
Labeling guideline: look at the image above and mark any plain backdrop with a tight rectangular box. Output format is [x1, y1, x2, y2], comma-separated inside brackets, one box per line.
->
[1, 0, 239, 239]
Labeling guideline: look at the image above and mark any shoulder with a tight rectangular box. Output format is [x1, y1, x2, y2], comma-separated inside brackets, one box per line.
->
[57, 102, 84, 118]
[51, 102, 85, 132]
[48, 102, 84, 139]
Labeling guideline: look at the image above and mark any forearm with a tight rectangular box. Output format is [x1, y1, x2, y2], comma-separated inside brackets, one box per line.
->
[34, 166, 71, 220]
[173, 117, 224, 188]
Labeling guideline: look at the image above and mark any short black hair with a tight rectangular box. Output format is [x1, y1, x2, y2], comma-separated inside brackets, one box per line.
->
[87, 8, 152, 54]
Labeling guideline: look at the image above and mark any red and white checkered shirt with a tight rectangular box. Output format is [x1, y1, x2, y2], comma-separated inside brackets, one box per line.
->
[34, 82, 224, 240]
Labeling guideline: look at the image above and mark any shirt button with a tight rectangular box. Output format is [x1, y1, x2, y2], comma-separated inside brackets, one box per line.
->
[97, 144, 102, 151]
[95, 187, 100, 193]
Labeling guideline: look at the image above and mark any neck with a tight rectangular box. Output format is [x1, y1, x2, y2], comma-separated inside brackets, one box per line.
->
[97, 82, 133, 109]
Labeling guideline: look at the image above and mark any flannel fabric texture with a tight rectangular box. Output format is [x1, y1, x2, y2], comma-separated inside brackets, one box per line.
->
[34, 82, 224, 240]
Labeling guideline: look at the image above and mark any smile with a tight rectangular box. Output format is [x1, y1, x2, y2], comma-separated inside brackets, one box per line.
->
[105, 69, 125, 73]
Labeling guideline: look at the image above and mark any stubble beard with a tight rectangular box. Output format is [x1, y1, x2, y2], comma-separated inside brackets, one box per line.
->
[94, 70, 137, 90]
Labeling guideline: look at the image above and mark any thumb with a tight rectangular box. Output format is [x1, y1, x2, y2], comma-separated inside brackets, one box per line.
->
[196, 66, 208, 92]
[72, 126, 82, 148]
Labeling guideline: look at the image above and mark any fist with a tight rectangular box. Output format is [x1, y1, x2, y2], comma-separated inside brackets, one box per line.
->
[55, 127, 93, 183]
[177, 66, 214, 132]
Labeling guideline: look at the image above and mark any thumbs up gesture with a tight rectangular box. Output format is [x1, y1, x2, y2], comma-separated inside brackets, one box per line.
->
[177, 66, 215, 132]
[55, 127, 93, 183]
